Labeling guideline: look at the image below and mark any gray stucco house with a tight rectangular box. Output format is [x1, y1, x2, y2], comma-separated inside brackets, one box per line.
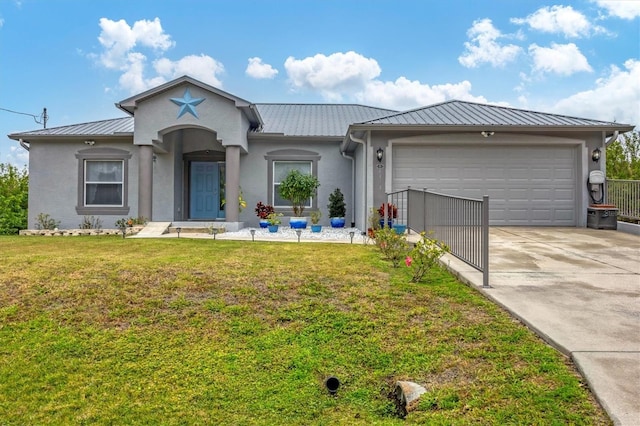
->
[9, 75, 634, 231]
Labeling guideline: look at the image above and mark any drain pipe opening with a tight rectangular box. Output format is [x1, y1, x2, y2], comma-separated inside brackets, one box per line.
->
[324, 376, 340, 395]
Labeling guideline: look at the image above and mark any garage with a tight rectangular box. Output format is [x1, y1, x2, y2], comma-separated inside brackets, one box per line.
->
[392, 144, 577, 226]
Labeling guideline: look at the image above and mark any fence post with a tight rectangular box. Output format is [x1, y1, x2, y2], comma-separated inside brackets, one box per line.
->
[482, 195, 490, 288]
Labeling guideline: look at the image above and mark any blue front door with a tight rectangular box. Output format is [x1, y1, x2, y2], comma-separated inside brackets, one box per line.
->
[190, 162, 222, 219]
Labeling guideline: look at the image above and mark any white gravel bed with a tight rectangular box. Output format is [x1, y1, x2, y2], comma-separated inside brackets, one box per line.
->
[216, 226, 368, 243]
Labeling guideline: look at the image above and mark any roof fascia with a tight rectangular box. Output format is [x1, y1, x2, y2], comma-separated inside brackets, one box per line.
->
[347, 123, 635, 135]
[115, 75, 262, 125]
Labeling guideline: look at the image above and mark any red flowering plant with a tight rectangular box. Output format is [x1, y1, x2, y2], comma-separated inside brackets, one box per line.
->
[255, 201, 275, 219]
[378, 202, 398, 219]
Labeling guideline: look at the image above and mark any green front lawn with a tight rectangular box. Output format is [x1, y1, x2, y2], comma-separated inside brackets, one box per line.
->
[0, 236, 609, 424]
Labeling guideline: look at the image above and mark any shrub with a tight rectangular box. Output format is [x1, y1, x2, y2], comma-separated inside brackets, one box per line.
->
[35, 213, 60, 230]
[255, 202, 274, 219]
[405, 232, 449, 283]
[79, 216, 103, 230]
[0, 163, 28, 234]
[374, 227, 409, 267]
[327, 188, 346, 218]
[278, 170, 320, 216]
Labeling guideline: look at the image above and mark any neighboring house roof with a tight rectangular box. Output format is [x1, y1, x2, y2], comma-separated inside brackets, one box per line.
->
[9, 117, 134, 139]
[253, 104, 397, 137]
[359, 100, 631, 130]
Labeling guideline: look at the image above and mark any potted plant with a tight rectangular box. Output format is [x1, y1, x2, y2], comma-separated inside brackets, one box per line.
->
[278, 169, 320, 229]
[255, 201, 274, 228]
[328, 188, 346, 228]
[266, 212, 282, 233]
[310, 210, 322, 233]
[378, 202, 397, 228]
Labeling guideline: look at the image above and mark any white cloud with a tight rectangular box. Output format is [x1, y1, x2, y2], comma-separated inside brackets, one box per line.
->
[284, 51, 381, 101]
[154, 55, 224, 87]
[357, 78, 487, 111]
[529, 43, 593, 75]
[6, 145, 29, 169]
[246, 57, 278, 79]
[551, 59, 640, 126]
[511, 5, 603, 38]
[283, 50, 489, 109]
[94, 17, 223, 94]
[0, 18, 4, 28]
[458, 19, 522, 68]
[594, 0, 640, 19]
[97, 17, 174, 70]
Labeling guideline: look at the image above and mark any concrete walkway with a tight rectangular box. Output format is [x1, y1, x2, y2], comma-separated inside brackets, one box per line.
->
[443, 227, 640, 426]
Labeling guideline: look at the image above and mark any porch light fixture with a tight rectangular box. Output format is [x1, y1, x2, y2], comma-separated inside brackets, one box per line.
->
[481, 131, 494, 138]
[376, 147, 384, 163]
[84, 140, 95, 146]
[592, 147, 601, 163]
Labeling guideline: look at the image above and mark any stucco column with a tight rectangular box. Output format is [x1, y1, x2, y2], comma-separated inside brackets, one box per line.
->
[138, 145, 153, 221]
[225, 145, 240, 222]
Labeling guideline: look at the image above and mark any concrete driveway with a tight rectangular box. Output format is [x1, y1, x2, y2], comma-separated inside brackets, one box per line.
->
[443, 227, 640, 426]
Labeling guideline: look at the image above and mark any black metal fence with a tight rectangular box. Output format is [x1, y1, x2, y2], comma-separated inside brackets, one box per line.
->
[387, 188, 490, 288]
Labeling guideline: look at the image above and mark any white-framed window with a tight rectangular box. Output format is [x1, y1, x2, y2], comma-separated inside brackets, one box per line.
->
[264, 149, 321, 211]
[76, 147, 131, 215]
[273, 161, 313, 208]
[84, 160, 124, 206]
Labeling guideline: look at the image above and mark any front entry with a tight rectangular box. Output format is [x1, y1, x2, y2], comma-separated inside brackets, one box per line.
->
[190, 161, 225, 219]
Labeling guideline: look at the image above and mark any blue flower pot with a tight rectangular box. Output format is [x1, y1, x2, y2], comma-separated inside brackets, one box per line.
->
[268, 225, 279, 233]
[393, 224, 407, 235]
[311, 224, 322, 233]
[289, 217, 308, 229]
[379, 219, 394, 228]
[259, 219, 269, 228]
[330, 217, 345, 228]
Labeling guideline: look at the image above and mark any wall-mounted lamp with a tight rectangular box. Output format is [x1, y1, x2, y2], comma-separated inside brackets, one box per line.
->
[84, 140, 95, 146]
[591, 147, 601, 163]
[481, 131, 495, 138]
[376, 147, 384, 163]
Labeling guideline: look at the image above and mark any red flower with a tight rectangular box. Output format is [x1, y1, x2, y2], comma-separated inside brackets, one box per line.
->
[405, 256, 413, 267]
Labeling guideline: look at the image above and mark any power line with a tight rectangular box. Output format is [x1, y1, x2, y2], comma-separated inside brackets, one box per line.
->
[0, 107, 48, 128]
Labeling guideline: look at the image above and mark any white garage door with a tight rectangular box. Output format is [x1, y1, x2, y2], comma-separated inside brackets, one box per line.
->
[393, 145, 576, 226]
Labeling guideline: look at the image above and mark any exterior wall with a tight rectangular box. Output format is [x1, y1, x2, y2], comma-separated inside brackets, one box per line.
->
[241, 138, 352, 227]
[27, 139, 137, 229]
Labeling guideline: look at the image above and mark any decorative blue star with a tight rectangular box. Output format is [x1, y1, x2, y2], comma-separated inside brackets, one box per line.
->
[170, 88, 205, 119]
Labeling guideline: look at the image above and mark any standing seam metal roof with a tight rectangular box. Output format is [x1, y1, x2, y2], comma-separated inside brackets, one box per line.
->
[11, 117, 134, 137]
[253, 104, 397, 137]
[360, 100, 624, 127]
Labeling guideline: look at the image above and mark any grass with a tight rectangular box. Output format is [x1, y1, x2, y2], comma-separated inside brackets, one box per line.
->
[0, 236, 610, 425]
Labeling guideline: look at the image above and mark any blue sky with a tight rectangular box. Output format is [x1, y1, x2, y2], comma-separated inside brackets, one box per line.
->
[1, 0, 638, 168]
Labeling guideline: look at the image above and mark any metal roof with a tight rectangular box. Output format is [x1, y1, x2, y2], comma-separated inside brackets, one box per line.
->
[10, 117, 133, 138]
[254, 104, 397, 137]
[360, 100, 626, 127]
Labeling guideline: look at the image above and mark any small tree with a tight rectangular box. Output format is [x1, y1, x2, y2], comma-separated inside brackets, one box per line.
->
[327, 188, 346, 218]
[0, 163, 28, 234]
[278, 170, 320, 216]
[607, 131, 640, 179]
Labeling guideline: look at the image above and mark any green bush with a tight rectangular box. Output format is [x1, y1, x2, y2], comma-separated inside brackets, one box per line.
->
[0, 163, 28, 234]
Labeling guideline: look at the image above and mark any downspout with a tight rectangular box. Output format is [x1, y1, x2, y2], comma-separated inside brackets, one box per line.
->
[348, 132, 367, 229]
[605, 131, 619, 145]
[341, 150, 356, 227]
[19, 138, 30, 151]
